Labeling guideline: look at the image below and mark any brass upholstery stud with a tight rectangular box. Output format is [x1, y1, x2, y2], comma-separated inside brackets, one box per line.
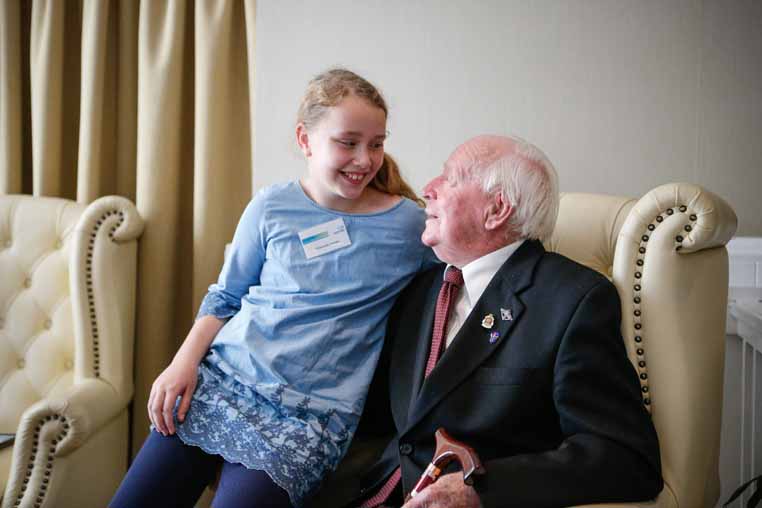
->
[631, 207, 658, 413]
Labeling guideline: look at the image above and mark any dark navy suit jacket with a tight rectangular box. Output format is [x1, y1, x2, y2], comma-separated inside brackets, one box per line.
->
[324, 239, 663, 508]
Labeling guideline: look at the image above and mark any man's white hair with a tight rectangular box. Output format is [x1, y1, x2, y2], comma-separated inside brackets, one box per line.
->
[478, 136, 559, 241]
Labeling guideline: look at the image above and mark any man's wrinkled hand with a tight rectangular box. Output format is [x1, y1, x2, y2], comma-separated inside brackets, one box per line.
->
[401, 473, 481, 508]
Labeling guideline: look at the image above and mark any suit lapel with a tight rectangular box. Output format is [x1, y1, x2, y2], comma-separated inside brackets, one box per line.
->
[403, 240, 544, 434]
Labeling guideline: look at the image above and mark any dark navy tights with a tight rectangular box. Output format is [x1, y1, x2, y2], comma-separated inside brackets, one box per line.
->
[110, 431, 293, 508]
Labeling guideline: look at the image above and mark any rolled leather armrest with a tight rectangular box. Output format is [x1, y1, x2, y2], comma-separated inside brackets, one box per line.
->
[13, 379, 126, 458]
[3, 380, 128, 506]
[603, 182, 737, 508]
[616, 182, 737, 255]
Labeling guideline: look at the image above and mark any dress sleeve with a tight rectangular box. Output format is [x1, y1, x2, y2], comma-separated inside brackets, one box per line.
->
[196, 192, 268, 320]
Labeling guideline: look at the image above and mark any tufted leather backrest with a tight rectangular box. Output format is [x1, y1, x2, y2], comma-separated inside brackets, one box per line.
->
[0, 195, 142, 438]
[545, 192, 636, 278]
[0, 198, 86, 433]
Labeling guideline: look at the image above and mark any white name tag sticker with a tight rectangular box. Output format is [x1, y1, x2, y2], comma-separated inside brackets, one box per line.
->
[298, 218, 351, 259]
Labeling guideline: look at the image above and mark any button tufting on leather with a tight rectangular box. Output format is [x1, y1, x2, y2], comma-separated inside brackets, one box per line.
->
[44, 319, 52, 330]
[64, 359, 73, 369]
[23, 277, 32, 288]
[55, 239, 63, 249]
[17, 359, 25, 369]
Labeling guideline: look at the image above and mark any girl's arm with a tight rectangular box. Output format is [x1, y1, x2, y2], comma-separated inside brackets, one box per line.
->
[147, 191, 270, 436]
[148, 315, 225, 436]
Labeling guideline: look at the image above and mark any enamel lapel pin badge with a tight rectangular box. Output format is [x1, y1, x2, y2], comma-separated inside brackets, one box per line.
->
[483, 313, 499, 344]
[500, 307, 513, 321]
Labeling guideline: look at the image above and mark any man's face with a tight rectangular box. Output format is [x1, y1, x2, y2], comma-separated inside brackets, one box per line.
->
[421, 147, 494, 267]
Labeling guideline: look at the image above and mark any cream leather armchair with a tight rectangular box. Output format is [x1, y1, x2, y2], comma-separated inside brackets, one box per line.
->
[311, 182, 737, 508]
[0, 195, 143, 508]
[547, 182, 737, 508]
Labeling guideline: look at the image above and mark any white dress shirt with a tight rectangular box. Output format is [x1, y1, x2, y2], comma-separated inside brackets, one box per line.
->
[444, 239, 525, 348]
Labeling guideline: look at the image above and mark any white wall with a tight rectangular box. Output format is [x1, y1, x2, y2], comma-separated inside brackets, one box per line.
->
[254, 0, 762, 235]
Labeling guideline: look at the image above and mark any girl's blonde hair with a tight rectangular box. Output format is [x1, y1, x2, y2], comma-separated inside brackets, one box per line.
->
[297, 68, 423, 206]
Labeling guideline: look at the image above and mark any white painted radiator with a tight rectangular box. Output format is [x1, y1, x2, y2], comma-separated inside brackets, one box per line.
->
[720, 237, 762, 508]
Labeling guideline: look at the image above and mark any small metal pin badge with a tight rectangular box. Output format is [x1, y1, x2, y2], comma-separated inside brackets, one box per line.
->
[489, 331, 500, 343]
[481, 314, 495, 329]
[500, 308, 513, 321]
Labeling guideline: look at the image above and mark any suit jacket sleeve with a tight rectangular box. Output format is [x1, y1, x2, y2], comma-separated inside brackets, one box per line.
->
[474, 280, 663, 508]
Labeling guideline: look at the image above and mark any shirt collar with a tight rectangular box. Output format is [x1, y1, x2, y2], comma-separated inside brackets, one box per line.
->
[447, 239, 525, 306]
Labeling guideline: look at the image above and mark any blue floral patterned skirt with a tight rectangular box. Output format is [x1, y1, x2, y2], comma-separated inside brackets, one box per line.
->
[174, 356, 351, 507]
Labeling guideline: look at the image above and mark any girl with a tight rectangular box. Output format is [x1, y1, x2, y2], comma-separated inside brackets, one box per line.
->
[110, 69, 435, 508]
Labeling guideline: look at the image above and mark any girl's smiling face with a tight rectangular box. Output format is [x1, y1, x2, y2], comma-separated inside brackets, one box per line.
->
[297, 94, 387, 212]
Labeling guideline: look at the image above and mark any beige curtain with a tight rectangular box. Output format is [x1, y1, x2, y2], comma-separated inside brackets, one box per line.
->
[0, 0, 256, 459]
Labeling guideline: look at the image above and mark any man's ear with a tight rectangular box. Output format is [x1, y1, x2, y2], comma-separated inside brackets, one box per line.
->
[296, 123, 311, 157]
[484, 191, 513, 231]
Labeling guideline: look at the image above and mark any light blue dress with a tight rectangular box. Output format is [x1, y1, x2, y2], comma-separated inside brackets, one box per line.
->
[174, 181, 437, 506]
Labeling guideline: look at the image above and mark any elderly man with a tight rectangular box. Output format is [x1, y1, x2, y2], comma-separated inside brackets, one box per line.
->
[349, 135, 663, 508]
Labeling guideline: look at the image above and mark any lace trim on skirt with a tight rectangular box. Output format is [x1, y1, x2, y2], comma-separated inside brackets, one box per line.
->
[174, 359, 351, 507]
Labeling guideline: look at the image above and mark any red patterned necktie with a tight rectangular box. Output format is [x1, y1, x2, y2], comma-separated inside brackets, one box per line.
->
[425, 266, 464, 376]
[360, 267, 464, 508]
